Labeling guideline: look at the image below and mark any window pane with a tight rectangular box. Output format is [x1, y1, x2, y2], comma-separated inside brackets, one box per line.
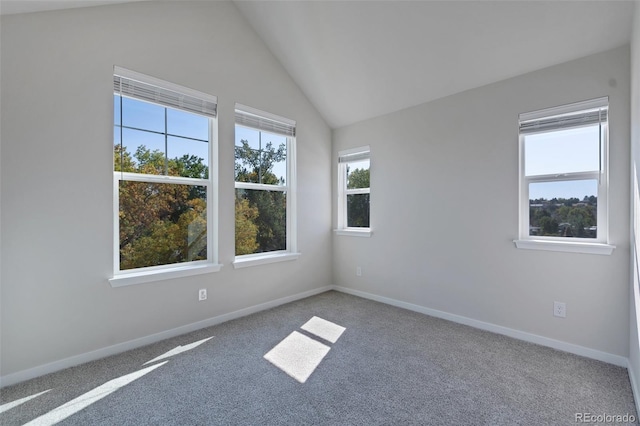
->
[120, 128, 166, 175]
[234, 127, 287, 185]
[114, 95, 121, 126]
[529, 180, 597, 238]
[235, 146, 261, 183]
[121, 96, 165, 133]
[114, 128, 126, 172]
[235, 188, 286, 255]
[119, 181, 207, 270]
[260, 132, 287, 185]
[261, 132, 287, 151]
[347, 193, 370, 228]
[167, 136, 209, 178]
[167, 108, 208, 141]
[347, 160, 370, 189]
[264, 151, 287, 186]
[114, 126, 121, 147]
[235, 126, 260, 150]
[525, 125, 600, 176]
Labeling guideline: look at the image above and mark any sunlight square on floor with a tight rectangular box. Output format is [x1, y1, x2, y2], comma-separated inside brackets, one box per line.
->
[264, 331, 331, 383]
[300, 316, 346, 343]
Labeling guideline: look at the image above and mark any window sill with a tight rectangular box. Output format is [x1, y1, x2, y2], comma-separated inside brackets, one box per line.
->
[109, 263, 223, 287]
[233, 252, 301, 269]
[334, 229, 372, 238]
[513, 239, 615, 255]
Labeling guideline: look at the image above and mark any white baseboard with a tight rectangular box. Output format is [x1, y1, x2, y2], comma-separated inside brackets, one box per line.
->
[332, 285, 628, 368]
[628, 358, 640, 417]
[0, 286, 332, 388]
[1, 284, 629, 387]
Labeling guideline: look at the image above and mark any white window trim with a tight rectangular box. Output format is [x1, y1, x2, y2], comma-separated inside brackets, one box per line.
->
[515, 97, 613, 255]
[232, 252, 301, 269]
[110, 68, 221, 286]
[109, 262, 222, 287]
[335, 229, 372, 238]
[513, 239, 615, 255]
[335, 146, 371, 236]
[233, 104, 299, 267]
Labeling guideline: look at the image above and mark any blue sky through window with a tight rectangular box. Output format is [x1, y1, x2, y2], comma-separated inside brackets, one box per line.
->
[235, 125, 287, 185]
[525, 125, 601, 200]
[114, 95, 209, 169]
[116, 95, 596, 200]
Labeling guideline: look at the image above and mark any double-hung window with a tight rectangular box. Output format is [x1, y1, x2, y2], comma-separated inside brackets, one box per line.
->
[111, 67, 220, 286]
[336, 147, 371, 237]
[515, 97, 614, 254]
[233, 103, 298, 267]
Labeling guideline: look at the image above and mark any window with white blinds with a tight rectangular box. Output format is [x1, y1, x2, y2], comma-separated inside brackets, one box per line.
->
[110, 67, 220, 285]
[235, 103, 295, 137]
[114, 66, 217, 118]
[233, 104, 297, 260]
[517, 97, 610, 249]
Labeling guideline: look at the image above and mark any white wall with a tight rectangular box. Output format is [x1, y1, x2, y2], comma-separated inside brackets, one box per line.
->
[333, 46, 631, 358]
[0, 1, 332, 378]
[629, 0, 640, 410]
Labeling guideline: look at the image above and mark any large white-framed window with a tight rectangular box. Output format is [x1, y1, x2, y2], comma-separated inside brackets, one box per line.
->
[110, 67, 221, 287]
[336, 146, 371, 237]
[233, 103, 299, 269]
[514, 97, 614, 255]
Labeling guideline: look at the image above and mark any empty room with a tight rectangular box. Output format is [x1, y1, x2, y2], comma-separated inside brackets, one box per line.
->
[2, 0, 640, 424]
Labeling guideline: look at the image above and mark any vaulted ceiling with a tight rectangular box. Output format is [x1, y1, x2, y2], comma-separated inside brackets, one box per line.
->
[1, 0, 635, 129]
[234, 1, 634, 128]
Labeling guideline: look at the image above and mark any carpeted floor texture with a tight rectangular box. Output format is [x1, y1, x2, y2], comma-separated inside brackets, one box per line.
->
[1, 290, 637, 425]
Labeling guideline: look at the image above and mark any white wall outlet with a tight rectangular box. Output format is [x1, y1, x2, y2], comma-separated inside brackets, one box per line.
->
[553, 301, 566, 318]
[356, 266, 362, 277]
[198, 289, 207, 301]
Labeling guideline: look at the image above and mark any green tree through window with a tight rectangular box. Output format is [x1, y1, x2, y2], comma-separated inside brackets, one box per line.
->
[234, 138, 287, 254]
[233, 104, 295, 258]
[338, 148, 370, 232]
[346, 166, 370, 227]
[115, 143, 209, 270]
[112, 68, 219, 280]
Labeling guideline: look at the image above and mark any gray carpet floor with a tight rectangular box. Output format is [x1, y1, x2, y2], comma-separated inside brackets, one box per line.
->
[1, 290, 637, 425]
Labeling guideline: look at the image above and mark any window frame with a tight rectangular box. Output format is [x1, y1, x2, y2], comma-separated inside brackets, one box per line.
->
[336, 146, 371, 238]
[110, 67, 221, 287]
[232, 104, 299, 269]
[514, 97, 615, 255]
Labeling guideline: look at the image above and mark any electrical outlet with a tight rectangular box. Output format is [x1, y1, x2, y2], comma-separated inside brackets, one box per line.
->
[198, 289, 207, 301]
[553, 301, 566, 318]
[356, 266, 362, 277]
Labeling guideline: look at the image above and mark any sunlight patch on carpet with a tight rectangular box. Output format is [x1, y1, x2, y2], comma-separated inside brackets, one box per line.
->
[0, 389, 51, 414]
[264, 317, 346, 383]
[144, 336, 214, 365]
[301, 316, 346, 343]
[264, 331, 330, 383]
[23, 362, 167, 426]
